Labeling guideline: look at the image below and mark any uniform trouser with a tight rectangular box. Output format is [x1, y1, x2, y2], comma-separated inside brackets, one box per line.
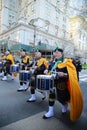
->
[4, 65, 12, 76]
[48, 90, 56, 106]
[0, 68, 3, 73]
[48, 82, 70, 106]
[0, 65, 6, 73]
[0, 63, 4, 72]
[77, 71, 79, 81]
[29, 76, 36, 94]
[20, 81, 27, 86]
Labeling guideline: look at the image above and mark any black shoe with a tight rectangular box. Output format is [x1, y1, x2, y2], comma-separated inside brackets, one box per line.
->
[62, 112, 66, 115]
[43, 115, 53, 119]
[17, 89, 25, 92]
[43, 115, 48, 119]
[24, 88, 28, 91]
[17, 89, 23, 92]
[42, 97, 46, 100]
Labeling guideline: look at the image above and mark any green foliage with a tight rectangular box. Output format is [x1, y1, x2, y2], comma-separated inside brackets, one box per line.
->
[82, 64, 87, 69]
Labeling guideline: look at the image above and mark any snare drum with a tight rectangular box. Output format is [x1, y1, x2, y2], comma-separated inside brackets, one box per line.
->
[19, 70, 31, 82]
[0, 62, 2, 68]
[10, 64, 19, 73]
[36, 75, 54, 91]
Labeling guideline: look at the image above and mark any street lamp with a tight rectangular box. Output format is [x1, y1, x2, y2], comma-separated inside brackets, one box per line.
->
[28, 23, 36, 52]
[29, 24, 46, 51]
[29, 19, 50, 52]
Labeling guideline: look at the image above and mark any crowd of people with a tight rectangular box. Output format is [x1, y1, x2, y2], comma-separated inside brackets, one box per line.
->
[0, 46, 83, 122]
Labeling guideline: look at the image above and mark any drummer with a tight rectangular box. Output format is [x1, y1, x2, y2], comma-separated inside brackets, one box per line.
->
[43, 46, 68, 118]
[17, 49, 30, 91]
[27, 48, 48, 102]
[0, 52, 6, 76]
[43, 46, 83, 122]
[1, 50, 14, 80]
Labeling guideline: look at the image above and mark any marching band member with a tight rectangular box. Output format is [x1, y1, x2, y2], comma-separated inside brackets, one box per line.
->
[72, 58, 82, 81]
[1, 50, 14, 80]
[43, 46, 83, 122]
[0, 52, 6, 76]
[17, 49, 30, 91]
[27, 48, 48, 102]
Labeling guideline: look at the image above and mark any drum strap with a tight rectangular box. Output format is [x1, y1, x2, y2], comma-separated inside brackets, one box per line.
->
[50, 58, 62, 73]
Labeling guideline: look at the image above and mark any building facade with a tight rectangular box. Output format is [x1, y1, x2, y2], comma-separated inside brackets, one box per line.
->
[0, 0, 20, 33]
[69, 16, 87, 63]
[0, 0, 86, 60]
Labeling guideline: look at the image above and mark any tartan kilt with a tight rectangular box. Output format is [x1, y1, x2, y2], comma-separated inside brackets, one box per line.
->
[56, 81, 70, 105]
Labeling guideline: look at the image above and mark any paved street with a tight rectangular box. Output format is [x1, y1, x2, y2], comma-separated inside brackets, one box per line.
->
[0, 70, 87, 130]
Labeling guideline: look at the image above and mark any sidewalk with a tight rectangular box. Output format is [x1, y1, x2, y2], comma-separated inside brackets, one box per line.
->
[0, 111, 70, 130]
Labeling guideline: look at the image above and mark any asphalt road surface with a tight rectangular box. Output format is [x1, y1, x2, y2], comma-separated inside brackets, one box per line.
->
[0, 70, 87, 130]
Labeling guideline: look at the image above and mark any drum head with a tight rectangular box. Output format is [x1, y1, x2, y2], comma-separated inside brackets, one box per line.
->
[19, 70, 29, 73]
[37, 75, 52, 79]
[11, 64, 19, 67]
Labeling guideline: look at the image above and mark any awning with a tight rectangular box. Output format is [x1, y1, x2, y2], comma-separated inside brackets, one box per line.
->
[10, 44, 33, 52]
[37, 43, 54, 52]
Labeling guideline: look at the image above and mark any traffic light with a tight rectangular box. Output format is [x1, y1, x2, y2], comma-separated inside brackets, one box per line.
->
[38, 41, 41, 45]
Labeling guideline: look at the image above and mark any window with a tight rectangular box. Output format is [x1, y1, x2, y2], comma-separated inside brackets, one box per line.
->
[56, 12, 60, 18]
[55, 19, 59, 26]
[46, 0, 51, 2]
[31, 4, 35, 11]
[45, 4, 51, 12]
[45, 4, 51, 21]
[45, 14, 50, 21]
[24, 10, 27, 17]
[62, 24, 66, 30]
[30, 13, 36, 19]
[55, 27, 58, 36]
[63, 17, 66, 22]
[79, 32, 81, 39]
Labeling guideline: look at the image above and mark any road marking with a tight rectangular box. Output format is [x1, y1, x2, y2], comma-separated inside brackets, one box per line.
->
[80, 78, 87, 81]
[79, 75, 87, 78]
[79, 74, 87, 82]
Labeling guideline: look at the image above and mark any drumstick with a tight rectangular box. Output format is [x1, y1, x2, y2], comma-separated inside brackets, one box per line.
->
[51, 71, 67, 76]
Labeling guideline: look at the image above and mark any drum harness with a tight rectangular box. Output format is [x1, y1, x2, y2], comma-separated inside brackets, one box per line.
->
[49, 58, 68, 91]
[50, 58, 62, 75]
